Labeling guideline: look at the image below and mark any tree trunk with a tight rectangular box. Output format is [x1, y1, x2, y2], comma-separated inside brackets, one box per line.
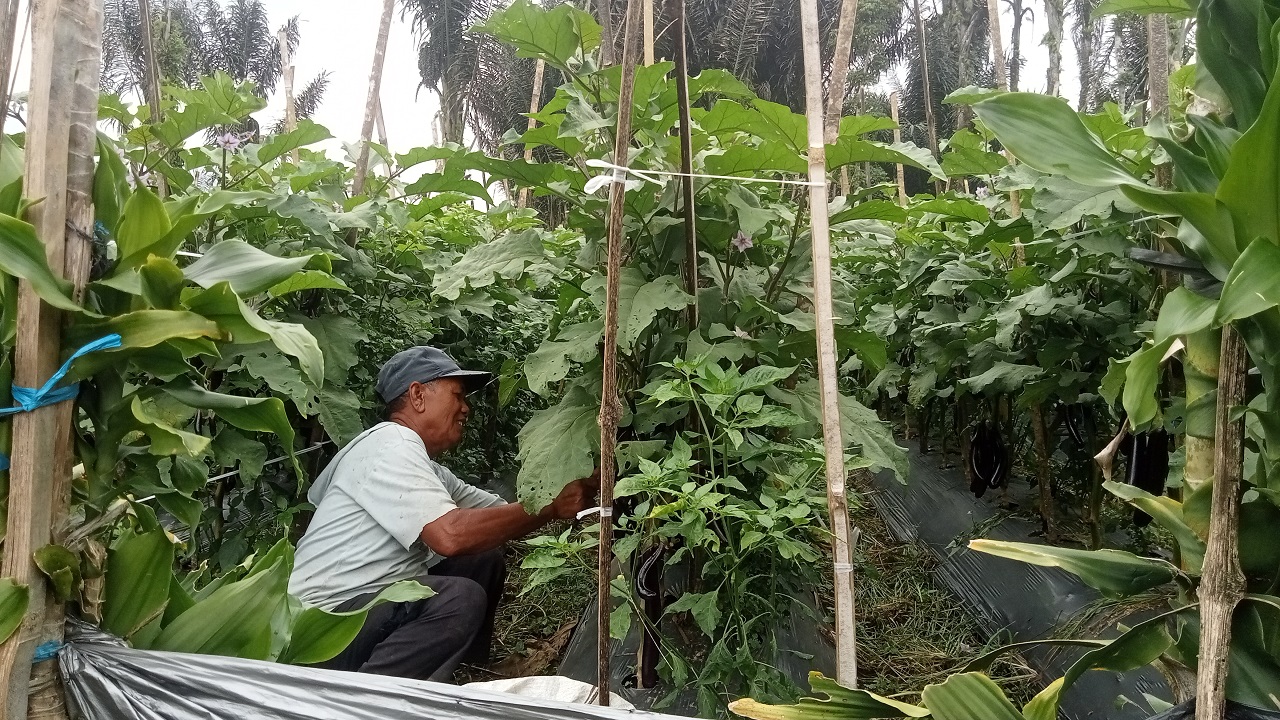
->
[800, 0, 857, 686]
[1147, 13, 1171, 186]
[1008, 0, 1024, 91]
[1183, 329, 1221, 496]
[985, 0, 1007, 90]
[824, 0, 860, 145]
[1043, 0, 1064, 95]
[1194, 326, 1248, 720]
[1030, 403, 1058, 542]
[0, 0, 19, 142]
[889, 91, 906, 205]
[673, 0, 698, 330]
[278, 27, 298, 163]
[0, 0, 103, 717]
[596, 0, 643, 704]
[517, 58, 546, 209]
[1074, 0, 1099, 110]
[912, 0, 940, 160]
[352, 0, 395, 197]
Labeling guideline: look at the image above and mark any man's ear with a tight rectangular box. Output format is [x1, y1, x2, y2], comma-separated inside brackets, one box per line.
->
[408, 381, 429, 411]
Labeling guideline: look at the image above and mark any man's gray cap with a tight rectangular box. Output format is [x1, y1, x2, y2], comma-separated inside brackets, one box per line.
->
[376, 346, 491, 402]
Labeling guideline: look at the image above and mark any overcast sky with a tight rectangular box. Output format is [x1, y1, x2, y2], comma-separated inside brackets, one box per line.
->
[5, 0, 1080, 155]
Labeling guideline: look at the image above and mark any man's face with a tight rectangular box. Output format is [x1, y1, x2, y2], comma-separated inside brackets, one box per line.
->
[412, 378, 470, 454]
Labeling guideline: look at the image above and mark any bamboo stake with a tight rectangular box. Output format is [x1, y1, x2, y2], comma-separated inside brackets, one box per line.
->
[642, 0, 653, 64]
[0, 0, 22, 145]
[517, 58, 546, 209]
[278, 28, 298, 164]
[824, 0, 859, 145]
[889, 91, 906, 206]
[0, 0, 102, 717]
[673, 0, 697, 328]
[1195, 326, 1248, 720]
[596, 0, 642, 705]
[352, 0, 395, 197]
[375, 99, 388, 147]
[799, 0, 856, 687]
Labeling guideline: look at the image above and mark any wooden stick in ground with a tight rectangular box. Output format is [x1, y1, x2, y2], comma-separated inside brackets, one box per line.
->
[598, 0, 617, 66]
[824, 0, 859, 145]
[673, 0, 697, 329]
[1195, 325, 1248, 720]
[910, 0, 938, 160]
[799, 0, 857, 688]
[596, 0, 643, 705]
[375, 99, 389, 147]
[137, 0, 168, 198]
[351, 0, 395, 197]
[517, 58, 546, 209]
[0, 0, 103, 716]
[642, 0, 654, 64]
[278, 28, 298, 164]
[0, 0, 19, 140]
[889, 91, 906, 206]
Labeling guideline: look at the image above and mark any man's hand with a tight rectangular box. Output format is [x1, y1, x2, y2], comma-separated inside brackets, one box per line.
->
[540, 470, 600, 520]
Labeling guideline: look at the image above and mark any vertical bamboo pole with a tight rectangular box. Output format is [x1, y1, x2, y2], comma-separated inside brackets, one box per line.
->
[799, 0, 857, 688]
[889, 91, 906, 206]
[0, 0, 102, 717]
[642, 0, 653, 64]
[673, 0, 697, 328]
[352, 0, 395, 197]
[375, 100, 389, 147]
[596, 0, 642, 704]
[277, 28, 298, 164]
[0, 0, 20, 141]
[1195, 326, 1247, 720]
[517, 58, 546, 209]
[824, 0, 859, 145]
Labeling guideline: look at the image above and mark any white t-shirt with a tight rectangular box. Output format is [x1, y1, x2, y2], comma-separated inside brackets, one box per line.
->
[289, 422, 506, 610]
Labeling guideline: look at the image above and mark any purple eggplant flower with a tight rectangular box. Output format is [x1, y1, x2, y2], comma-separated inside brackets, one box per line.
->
[731, 231, 753, 252]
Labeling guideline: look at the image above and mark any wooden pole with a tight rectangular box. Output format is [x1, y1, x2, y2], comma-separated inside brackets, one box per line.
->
[642, 0, 653, 64]
[1195, 326, 1248, 720]
[985, 0, 1007, 91]
[824, 0, 859, 145]
[596, 0, 642, 705]
[277, 28, 298, 164]
[673, 0, 697, 328]
[352, 0, 395, 197]
[517, 58, 546, 209]
[137, 0, 161, 118]
[799, 0, 856, 688]
[0, 0, 23, 142]
[910, 0, 939, 161]
[1146, 14, 1171, 188]
[375, 99, 388, 147]
[0, 0, 102, 717]
[598, 0, 617, 66]
[889, 91, 906, 206]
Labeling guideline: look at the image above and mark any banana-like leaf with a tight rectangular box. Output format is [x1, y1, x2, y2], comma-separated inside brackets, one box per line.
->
[115, 186, 173, 261]
[1122, 338, 1177, 431]
[33, 544, 81, 603]
[0, 578, 29, 645]
[162, 377, 299, 479]
[152, 555, 289, 659]
[129, 395, 211, 456]
[729, 671, 930, 719]
[969, 540, 1178, 598]
[102, 528, 174, 639]
[1154, 287, 1218, 343]
[1216, 60, 1280, 250]
[66, 310, 225, 379]
[1092, 0, 1193, 18]
[183, 240, 322, 296]
[185, 282, 324, 384]
[920, 673, 1025, 720]
[0, 213, 91, 316]
[1216, 238, 1280, 324]
[973, 94, 1141, 188]
[279, 580, 435, 665]
[1104, 481, 1206, 570]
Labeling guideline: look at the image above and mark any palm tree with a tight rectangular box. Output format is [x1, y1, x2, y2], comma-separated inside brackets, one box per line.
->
[1043, 0, 1065, 94]
[101, 0, 329, 122]
[1072, 0, 1102, 109]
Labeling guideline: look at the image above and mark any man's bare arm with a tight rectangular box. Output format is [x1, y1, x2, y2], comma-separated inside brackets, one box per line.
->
[419, 475, 597, 557]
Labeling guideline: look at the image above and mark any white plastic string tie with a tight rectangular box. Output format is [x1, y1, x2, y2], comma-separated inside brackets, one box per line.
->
[833, 562, 854, 573]
[584, 159, 825, 193]
[577, 505, 615, 520]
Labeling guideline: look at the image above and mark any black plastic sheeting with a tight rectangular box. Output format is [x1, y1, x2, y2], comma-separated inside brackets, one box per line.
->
[58, 622, 688, 720]
[1149, 699, 1280, 720]
[870, 442, 1171, 720]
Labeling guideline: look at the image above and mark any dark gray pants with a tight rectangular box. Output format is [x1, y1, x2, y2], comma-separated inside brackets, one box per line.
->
[318, 547, 506, 682]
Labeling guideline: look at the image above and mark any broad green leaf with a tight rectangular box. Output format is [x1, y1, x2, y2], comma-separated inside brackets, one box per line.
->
[665, 590, 722, 637]
[433, 229, 547, 301]
[183, 240, 318, 296]
[730, 671, 930, 719]
[95, 134, 127, 232]
[1216, 238, 1280, 324]
[1093, 0, 1193, 17]
[1154, 287, 1218, 342]
[474, 0, 601, 72]
[102, 529, 174, 638]
[970, 539, 1178, 597]
[116, 186, 173, 261]
[279, 580, 434, 665]
[267, 270, 350, 297]
[1105, 481, 1206, 570]
[1118, 188, 1238, 274]
[774, 379, 908, 482]
[186, 283, 324, 384]
[1196, 0, 1269, 128]
[1033, 176, 1133, 230]
[0, 578, 28, 645]
[162, 377, 299, 477]
[516, 385, 599, 512]
[827, 138, 945, 179]
[1122, 338, 1176, 431]
[832, 200, 909, 224]
[33, 545, 81, 603]
[139, 255, 186, 309]
[66, 311, 225, 375]
[525, 320, 603, 396]
[212, 427, 268, 484]
[300, 316, 364, 385]
[973, 93, 1141, 188]
[921, 673, 1026, 720]
[707, 141, 806, 176]
[317, 385, 364, 447]
[962, 362, 1045, 395]
[255, 120, 332, 166]
[130, 396, 211, 456]
[0, 213, 86, 315]
[584, 270, 695, 349]
[147, 103, 237, 149]
[153, 556, 289, 659]
[942, 86, 1007, 105]
[910, 198, 991, 223]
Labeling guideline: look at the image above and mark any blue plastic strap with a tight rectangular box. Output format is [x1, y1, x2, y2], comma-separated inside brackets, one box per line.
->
[32, 640, 61, 662]
[0, 453, 8, 471]
[0, 334, 122, 417]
